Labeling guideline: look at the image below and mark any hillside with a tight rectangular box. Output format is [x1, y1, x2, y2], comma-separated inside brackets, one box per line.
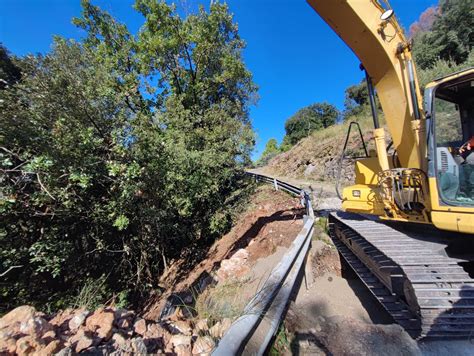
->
[261, 111, 384, 184]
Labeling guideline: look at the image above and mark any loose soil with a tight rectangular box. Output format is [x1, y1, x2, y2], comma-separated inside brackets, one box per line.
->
[143, 184, 305, 321]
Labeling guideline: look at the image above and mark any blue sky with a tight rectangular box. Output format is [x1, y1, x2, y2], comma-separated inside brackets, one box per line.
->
[1, 0, 436, 160]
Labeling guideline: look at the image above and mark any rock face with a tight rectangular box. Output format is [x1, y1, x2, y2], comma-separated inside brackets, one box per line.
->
[0, 305, 228, 355]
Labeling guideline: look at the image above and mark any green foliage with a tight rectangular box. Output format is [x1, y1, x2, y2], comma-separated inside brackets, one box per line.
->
[255, 138, 280, 166]
[284, 102, 339, 145]
[0, 0, 256, 312]
[417, 50, 474, 90]
[412, 0, 473, 69]
[343, 80, 368, 119]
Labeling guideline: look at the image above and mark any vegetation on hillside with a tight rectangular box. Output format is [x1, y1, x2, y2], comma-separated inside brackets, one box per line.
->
[411, 0, 473, 70]
[0, 0, 256, 312]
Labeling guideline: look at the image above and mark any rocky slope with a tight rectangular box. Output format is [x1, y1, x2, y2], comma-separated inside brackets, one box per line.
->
[0, 305, 229, 355]
[264, 115, 387, 183]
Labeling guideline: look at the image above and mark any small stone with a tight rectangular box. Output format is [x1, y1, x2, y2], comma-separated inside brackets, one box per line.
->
[131, 337, 148, 355]
[133, 318, 147, 336]
[168, 307, 185, 322]
[117, 317, 131, 330]
[68, 310, 89, 331]
[192, 336, 215, 355]
[112, 332, 132, 352]
[209, 320, 230, 339]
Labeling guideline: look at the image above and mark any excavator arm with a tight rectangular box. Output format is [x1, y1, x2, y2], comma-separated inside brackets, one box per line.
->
[307, 0, 424, 169]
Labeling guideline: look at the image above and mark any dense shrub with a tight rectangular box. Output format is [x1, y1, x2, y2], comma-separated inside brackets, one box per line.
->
[0, 0, 256, 312]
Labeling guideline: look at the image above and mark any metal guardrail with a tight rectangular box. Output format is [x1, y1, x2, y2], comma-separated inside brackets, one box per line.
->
[212, 172, 315, 355]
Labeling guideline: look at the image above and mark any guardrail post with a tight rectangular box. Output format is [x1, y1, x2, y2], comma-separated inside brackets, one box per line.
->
[273, 178, 278, 191]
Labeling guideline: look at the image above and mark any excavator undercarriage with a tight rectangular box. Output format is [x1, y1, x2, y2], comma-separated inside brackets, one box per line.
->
[329, 211, 474, 338]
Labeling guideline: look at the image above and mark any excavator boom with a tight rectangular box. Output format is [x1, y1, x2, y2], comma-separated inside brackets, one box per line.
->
[306, 0, 474, 339]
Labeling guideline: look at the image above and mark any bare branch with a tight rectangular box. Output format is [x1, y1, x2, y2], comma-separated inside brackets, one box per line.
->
[0, 265, 23, 277]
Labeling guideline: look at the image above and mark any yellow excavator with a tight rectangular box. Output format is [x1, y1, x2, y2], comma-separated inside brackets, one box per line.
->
[307, 0, 474, 338]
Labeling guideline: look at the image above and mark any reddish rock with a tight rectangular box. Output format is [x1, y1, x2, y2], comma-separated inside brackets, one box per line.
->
[85, 308, 114, 341]
[19, 316, 52, 338]
[170, 334, 191, 348]
[41, 330, 56, 344]
[36, 340, 62, 356]
[16, 335, 44, 355]
[194, 319, 209, 333]
[0, 336, 17, 354]
[133, 318, 147, 336]
[209, 321, 230, 339]
[112, 332, 132, 352]
[0, 306, 36, 330]
[49, 309, 75, 330]
[215, 250, 251, 282]
[68, 309, 89, 331]
[69, 330, 94, 353]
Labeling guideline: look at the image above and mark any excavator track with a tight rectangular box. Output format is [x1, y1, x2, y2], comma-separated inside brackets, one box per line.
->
[328, 211, 474, 339]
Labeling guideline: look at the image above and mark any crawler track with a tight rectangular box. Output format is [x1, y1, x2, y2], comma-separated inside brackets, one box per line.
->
[329, 211, 474, 339]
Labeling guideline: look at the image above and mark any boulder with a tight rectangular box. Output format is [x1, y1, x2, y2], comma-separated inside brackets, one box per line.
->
[85, 307, 114, 341]
[49, 309, 75, 330]
[0, 305, 36, 330]
[69, 330, 94, 353]
[19, 316, 52, 338]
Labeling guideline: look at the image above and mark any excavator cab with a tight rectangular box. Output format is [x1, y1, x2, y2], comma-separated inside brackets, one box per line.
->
[426, 68, 474, 207]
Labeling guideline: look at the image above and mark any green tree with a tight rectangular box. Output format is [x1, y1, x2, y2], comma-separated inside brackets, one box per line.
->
[343, 80, 368, 119]
[284, 102, 338, 145]
[412, 0, 473, 69]
[1, 0, 256, 312]
[256, 138, 279, 166]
